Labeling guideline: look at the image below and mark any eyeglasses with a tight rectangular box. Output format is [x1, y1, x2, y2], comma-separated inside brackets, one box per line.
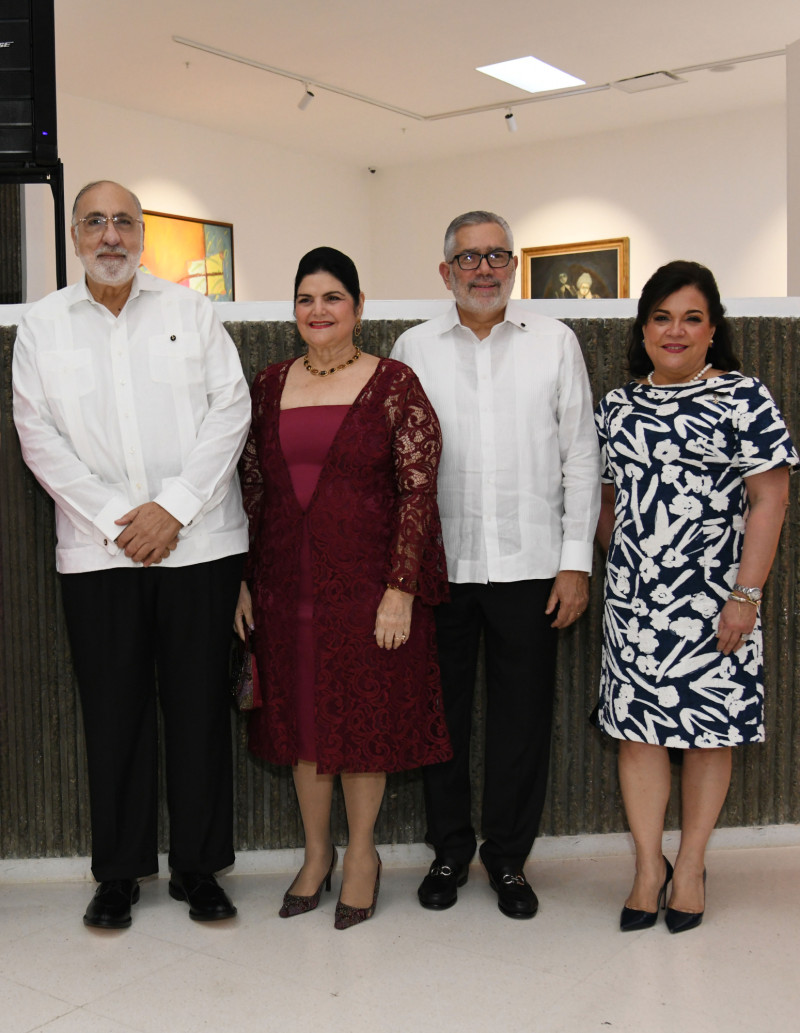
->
[450, 250, 513, 270]
[73, 214, 143, 235]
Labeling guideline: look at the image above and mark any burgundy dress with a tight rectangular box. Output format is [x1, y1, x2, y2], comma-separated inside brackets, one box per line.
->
[241, 357, 452, 774]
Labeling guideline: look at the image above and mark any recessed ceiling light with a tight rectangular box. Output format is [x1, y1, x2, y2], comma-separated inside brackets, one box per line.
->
[477, 56, 585, 94]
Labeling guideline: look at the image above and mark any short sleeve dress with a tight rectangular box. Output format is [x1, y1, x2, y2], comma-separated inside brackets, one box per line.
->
[594, 372, 798, 748]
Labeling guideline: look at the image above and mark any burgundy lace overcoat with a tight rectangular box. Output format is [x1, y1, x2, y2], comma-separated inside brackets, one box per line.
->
[241, 357, 452, 773]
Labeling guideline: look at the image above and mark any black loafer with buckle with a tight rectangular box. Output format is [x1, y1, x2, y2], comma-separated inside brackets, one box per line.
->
[169, 871, 237, 921]
[484, 864, 538, 919]
[418, 858, 470, 910]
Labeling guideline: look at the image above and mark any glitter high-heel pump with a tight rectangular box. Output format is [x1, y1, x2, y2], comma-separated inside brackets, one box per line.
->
[279, 846, 337, 918]
[334, 853, 381, 930]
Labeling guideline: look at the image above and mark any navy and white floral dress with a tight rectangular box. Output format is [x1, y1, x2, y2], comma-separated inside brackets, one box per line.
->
[595, 372, 797, 748]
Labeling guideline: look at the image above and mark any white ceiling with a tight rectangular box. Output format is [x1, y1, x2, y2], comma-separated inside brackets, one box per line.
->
[56, 0, 800, 169]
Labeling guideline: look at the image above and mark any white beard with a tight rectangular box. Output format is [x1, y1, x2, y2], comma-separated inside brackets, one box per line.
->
[83, 247, 141, 286]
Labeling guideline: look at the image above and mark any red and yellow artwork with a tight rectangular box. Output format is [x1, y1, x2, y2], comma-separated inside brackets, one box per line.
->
[139, 211, 234, 301]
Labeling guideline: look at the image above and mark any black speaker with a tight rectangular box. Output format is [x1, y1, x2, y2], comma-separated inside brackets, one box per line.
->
[0, 0, 58, 164]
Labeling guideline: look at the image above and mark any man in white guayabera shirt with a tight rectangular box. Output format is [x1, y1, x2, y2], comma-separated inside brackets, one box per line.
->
[13, 181, 251, 930]
[391, 211, 600, 919]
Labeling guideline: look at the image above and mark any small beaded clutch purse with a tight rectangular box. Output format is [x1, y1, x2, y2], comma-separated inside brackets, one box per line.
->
[230, 626, 261, 711]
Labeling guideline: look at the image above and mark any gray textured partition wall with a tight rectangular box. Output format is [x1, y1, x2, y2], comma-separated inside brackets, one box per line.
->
[1, 315, 799, 860]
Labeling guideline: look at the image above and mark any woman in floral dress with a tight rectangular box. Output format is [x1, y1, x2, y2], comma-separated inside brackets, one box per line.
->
[595, 261, 797, 933]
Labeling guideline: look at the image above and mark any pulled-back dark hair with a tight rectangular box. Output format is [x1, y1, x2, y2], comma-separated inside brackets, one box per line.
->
[628, 260, 740, 376]
[293, 246, 361, 305]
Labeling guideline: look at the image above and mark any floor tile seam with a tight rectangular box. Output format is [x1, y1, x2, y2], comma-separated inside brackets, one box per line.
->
[84, 947, 368, 1010]
[0, 913, 81, 960]
[0, 970, 78, 1011]
[40, 936, 198, 1010]
[69, 1001, 153, 1033]
[72, 948, 209, 1014]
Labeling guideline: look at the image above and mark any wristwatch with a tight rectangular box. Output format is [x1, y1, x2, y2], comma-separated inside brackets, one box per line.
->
[733, 583, 763, 603]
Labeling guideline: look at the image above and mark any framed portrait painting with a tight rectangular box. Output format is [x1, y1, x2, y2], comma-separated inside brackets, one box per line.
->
[521, 237, 629, 300]
[139, 211, 235, 301]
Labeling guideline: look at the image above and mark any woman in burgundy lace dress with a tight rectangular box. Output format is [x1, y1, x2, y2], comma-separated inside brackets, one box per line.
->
[235, 248, 451, 929]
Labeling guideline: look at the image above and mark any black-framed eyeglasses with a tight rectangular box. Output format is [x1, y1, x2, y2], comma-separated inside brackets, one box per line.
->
[450, 250, 513, 270]
[72, 214, 143, 235]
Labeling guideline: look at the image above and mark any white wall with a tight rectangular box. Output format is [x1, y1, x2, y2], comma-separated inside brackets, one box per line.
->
[366, 104, 788, 301]
[788, 40, 800, 294]
[23, 93, 372, 302]
[23, 97, 787, 303]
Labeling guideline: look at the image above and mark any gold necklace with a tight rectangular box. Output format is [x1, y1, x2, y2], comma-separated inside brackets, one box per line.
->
[303, 346, 361, 377]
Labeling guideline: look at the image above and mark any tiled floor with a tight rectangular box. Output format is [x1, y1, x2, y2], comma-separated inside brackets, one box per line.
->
[1, 842, 798, 1033]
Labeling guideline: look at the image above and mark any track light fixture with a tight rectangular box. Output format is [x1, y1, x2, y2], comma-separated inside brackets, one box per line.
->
[174, 37, 785, 125]
[298, 84, 315, 111]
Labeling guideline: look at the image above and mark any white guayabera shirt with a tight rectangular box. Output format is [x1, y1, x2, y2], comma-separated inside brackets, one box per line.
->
[391, 301, 600, 583]
[12, 272, 251, 573]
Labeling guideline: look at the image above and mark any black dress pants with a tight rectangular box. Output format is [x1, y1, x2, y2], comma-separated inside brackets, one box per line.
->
[60, 555, 243, 882]
[423, 580, 558, 871]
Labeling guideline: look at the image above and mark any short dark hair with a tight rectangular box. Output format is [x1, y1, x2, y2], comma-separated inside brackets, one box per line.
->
[628, 260, 740, 376]
[294, 247, 361, 305]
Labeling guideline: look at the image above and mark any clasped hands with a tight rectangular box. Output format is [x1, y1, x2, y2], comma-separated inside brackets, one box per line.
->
[114, 502, 181, 567]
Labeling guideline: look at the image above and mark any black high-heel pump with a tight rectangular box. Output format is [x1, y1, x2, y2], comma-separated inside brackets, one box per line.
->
[620, 856, 674, 932]
[665, 868, 706, 934]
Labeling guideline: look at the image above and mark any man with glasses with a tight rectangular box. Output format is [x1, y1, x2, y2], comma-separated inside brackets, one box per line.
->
[13, 181, 250, 929]
[391, 211, 599, 918]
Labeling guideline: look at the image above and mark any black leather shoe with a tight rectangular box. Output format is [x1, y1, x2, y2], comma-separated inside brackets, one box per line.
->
[620, 857, 673, 932]
[665, 868, 706, 934]
[83, 879, 140, 929]
[417, 858, 470, 910]
[169, 871, 237, 921]
[484, 864, 538, 919]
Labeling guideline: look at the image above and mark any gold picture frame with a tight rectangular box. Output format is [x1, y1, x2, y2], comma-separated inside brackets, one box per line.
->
[521, 237, 629, 300]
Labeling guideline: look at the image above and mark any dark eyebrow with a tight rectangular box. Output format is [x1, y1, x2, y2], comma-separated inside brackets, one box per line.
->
[652, 307, 704, 316]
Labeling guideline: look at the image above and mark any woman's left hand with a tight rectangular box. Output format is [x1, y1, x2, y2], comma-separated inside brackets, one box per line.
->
[716, 597, 758, 655]
[234, 581, 254, 641]
[375, 587, 414, 649]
